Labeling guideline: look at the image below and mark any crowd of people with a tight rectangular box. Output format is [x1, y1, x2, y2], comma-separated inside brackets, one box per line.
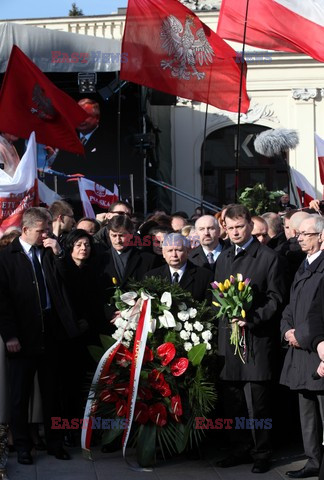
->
[0, 198, 324, 479]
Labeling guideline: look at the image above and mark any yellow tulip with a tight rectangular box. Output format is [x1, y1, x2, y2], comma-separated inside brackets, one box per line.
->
[112, 277, 118, 285]
[218, 282, 225, 292]
[238, 282, 244, 291]
[213, 301, 221, 307]
[224, 279, 231, 289]
[241, 309, 246, 319]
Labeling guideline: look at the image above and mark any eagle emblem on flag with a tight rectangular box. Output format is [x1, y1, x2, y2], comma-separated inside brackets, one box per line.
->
[160, 14, 215, 80]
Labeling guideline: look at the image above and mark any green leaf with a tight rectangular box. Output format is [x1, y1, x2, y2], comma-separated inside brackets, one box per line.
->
[188, 343, 207, 366]
[100, 335, 116, 351]
[87, 345, 105, 362]
[136, 423, 156, 467]
[101, 421, 124, 445]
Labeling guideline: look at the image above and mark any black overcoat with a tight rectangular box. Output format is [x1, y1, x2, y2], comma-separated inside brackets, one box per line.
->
[0, 238, 82, 356]
[280, 252, 324, 390]
[146, 260, 213, 303]
[215, 238, 287, 381]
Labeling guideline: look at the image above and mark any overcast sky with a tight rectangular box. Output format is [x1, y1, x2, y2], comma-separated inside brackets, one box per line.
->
[0, 0, 128, 20]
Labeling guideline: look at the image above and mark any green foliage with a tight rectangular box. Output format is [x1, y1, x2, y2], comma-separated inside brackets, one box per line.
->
[188, 343, 207, 366]
[238, 183, 284, 215]
[68, 2, 84, 16]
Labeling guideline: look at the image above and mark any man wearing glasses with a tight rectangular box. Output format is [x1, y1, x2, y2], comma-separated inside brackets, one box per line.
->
[281, 214, 324, 479]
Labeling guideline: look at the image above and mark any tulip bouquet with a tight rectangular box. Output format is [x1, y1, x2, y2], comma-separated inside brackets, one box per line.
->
[89, 277, 216, 467]
[211, 274, 253, 363]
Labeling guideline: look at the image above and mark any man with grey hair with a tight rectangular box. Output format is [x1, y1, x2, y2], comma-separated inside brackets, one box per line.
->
[281, 214, 324, 479]
[146, 233, 213, 302]
[261, 212, 285, 250]
[189, 215, 223, 272]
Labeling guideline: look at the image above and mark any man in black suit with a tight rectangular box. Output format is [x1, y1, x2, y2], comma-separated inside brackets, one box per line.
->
[146, 233, 213, 302]
[215, 204, 286, 474]
[189, 215, 224, 272]
[0, 208, 81, 465]
[280, 215, 324, 479]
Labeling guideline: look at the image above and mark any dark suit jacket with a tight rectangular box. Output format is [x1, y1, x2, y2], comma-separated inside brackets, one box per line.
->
[145, 260, 213, 303]
[188, 242, 224, 273]
[215, 238, 287, 381]
[280, 252, 324, 391]
[0, 238, 82, 356]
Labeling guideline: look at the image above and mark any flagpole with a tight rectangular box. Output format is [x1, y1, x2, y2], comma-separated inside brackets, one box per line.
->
[117, 73, 122, 200]
[201, 102, 209, 213]
[234, 0, 250, 202]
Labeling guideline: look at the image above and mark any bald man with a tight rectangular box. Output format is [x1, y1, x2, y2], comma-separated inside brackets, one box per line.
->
[189, 215, 224, 272]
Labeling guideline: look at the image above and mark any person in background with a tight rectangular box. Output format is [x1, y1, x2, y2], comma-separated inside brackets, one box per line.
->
[0, 132, 20, 178]
[76, 217, 100, 236]
[280, 215, 324, 479]
[251, 216, 270, 245]
[49, 201, 76, 245]
[261, 212, 285, 251]
[278, 193, 297, 212]
[93, 201, 133, 254]
[189, 215, 223, 272]
[171, 213, 189, 232]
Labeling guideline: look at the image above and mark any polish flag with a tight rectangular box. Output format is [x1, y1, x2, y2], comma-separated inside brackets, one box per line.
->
[291, 168, 316, 207]
[78, 177, 119, 218]
[315, 133, 324, 186]
[217, 0, 324, 62]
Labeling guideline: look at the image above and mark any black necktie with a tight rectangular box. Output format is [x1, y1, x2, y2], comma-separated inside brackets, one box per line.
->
[207, 252, 214, 264]
[173, 271, 179, 284]
[304, 259, 310, 272]
[31, 246, 47, 309]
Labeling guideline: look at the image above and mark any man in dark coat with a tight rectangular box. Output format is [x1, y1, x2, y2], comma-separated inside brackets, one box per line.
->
[189, 215, 224, 273]
[146, 232, 213, 303]
[0, 208, 81, 465]
[215, 205, 287, 474]
[280, 215, 324, 479]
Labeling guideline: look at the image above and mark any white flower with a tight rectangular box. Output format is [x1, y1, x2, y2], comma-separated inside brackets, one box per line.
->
[184, 321, 193, 332]
[112, 328, 123, 340]
[124, 330, 133, 342]
[204, 340, 212, 351]
[180, 330, 190, 340]
[175, 321, 182, 332]
[121, 308, 133, 320]
[177, 311, 190, 322]
[184, 342, 193, 352]
[202, 330, 212, 341]
[158, 310, 176, 328]
[148, 318, 157, 333]
[191, 332, 200, 345]
[178, 302, 187, 311]
[127, 321, 137, 331]
[193, 321, 203, 332]
[188, 308, 197, 319]
[160, 291, 172, 308]
[120, 291, 138, 306]
[123, 340, 130, 348]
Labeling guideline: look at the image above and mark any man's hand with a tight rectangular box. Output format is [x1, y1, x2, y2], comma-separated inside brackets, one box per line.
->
[43, 237, 62, 256]
[316, 361, 324, 378]
[317, 341, 324, 361]
[6, 337, 21, 353]
[309, 199, 320, 212]
[284, 328, 300, 347]
[231, 318, 247, 327]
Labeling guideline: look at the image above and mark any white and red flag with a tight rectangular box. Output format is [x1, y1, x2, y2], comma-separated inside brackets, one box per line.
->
[217, 0, 324, 62]
[78, 177, 119, 218]
[291, 168, 316, 207]
[0, 132, 38, 235]
[120, 0, 250, 113]
[315, 133, 324, 188]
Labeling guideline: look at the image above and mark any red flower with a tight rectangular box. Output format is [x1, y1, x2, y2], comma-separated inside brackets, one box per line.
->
[143, 346, 154, 364]
[156, 342, 176, 366]
[134, 401, 149, 424]
[149, 403, 167, 427]
[113, 383, 129, 397]
[115, 399, 127, 417]
[115, 344, 133, 366]
[148, 369, 166, 389]
[100, 390, 119, 403]
[170, 394, 183, 421]
[137, 386, 153, 400]
[170, 358, 189, 376]
[158, 382, 172, 397]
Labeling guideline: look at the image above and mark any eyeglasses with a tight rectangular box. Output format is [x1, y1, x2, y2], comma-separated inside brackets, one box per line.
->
[296, 232, 320, 238]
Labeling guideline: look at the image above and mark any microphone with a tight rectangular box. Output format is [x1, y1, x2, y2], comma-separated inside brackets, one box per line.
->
[254, 128, 299, 157]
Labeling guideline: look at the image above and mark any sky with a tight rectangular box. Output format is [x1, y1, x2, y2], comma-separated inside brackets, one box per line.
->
[0, 0, 128, 20]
